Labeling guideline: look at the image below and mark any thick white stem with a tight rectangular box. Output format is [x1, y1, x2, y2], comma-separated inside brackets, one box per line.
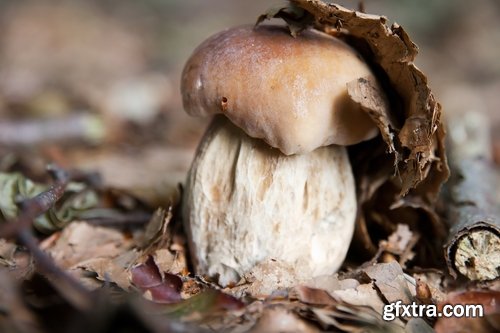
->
[182, 116, 357, 287]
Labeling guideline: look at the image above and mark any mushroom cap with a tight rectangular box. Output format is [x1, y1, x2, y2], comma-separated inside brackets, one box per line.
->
[181, 25, 379, 155]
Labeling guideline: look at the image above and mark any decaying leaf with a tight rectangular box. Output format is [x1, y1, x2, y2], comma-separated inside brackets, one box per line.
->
[302, 275, 387, 318]
[131, 256, 183, 304]
[0, 172, 46, 221]
[363, 262, 414, 305]
[297, 262, 418, 329]
[41, 221, 138, 291]
[258, 0, 451, 263]
[0, 172, 100, 233]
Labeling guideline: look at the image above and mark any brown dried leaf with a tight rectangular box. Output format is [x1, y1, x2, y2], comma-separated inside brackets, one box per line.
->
[302, 275, 387, 316]
[293, 285, 336, 306]
[300, 273, 406, 327]
[332, 283, 388, 318]
[346, 77, 397, 156]
[76, 250, 138, 290]
[43, 221, 134, 269]
[362, 262, 414, 305]
[134, 206, 189, 278]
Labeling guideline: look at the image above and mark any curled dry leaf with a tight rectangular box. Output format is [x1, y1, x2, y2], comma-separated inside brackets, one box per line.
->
[130, 256, 183, 304]
[302, 276, 387, 318]
[260, 0, 450, 261]
[299, 263, 418, 328]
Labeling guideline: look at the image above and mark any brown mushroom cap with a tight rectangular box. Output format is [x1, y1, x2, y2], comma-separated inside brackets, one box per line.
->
[181, 25, 380, 155]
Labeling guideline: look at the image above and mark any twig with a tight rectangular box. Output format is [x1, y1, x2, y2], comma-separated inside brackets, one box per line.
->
[444, 112, 500, 281]
[0, 114, 104, 146]
[82, 211, 151, 227]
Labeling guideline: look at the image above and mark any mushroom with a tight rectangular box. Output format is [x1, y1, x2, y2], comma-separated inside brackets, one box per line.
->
[181, 25, 384, 288]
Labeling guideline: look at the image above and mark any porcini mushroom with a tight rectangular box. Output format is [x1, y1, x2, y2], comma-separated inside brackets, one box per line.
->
[181, 25, 384, 288]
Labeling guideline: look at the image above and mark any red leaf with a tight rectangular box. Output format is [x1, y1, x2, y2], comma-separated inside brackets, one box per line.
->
[131, 256, 183, 304]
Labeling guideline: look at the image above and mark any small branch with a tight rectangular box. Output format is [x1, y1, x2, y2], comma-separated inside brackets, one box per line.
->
[82, 210, 151, 227]
[0, 114, 105, 146]
[444, 112, 500, 281]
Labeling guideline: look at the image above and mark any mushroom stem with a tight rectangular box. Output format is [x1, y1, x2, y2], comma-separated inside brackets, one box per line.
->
[183, 116, 357, 287]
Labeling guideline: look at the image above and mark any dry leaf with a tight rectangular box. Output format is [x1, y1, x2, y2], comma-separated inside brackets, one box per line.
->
[299, 272, 406, 328]
[363, 262, 414, 305]
[76, 250, 138, 290]
[44, 221, 134, 269]
[303, 275, 387, 317]
[131, 256, 183, 304]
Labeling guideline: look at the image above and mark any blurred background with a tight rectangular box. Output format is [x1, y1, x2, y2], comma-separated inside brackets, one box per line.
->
[0, 0, 498, 202]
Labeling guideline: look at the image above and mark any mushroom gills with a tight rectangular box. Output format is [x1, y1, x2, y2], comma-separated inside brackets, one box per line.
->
[182, 116, 357, 287]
